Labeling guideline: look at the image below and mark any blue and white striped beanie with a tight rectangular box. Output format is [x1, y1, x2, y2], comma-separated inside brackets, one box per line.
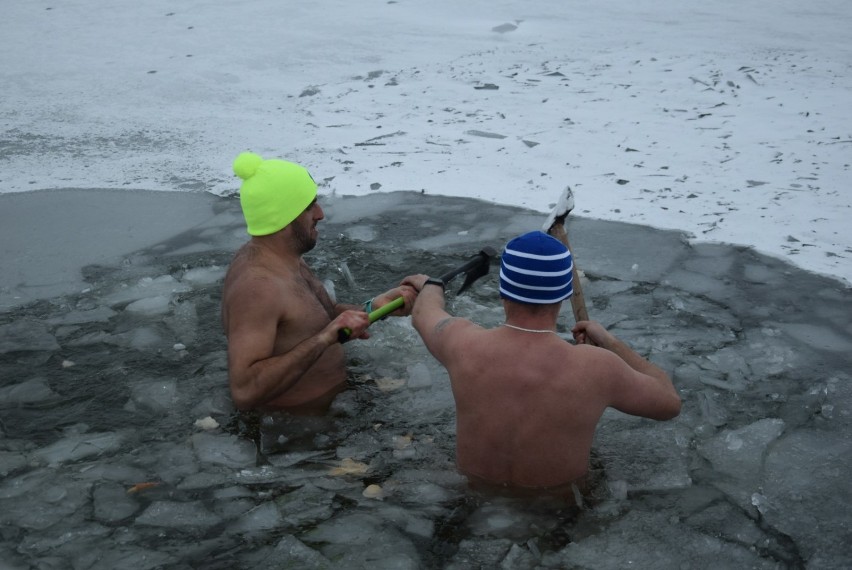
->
[499, 231, 573, 305]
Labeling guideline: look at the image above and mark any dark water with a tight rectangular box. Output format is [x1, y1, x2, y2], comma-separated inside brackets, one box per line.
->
[0, 189, 850, 569]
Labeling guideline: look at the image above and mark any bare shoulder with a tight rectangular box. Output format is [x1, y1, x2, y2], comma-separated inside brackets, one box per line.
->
[224, 256, 283, 303]
[569, 343, 633, 376]
[222, 247, 295, 328]
[571, 343, 679, 419]
[422, 317, 481, 360]
[434, 316, 472, 334]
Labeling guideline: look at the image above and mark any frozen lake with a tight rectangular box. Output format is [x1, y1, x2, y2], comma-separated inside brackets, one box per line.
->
[1, 189, 850, 569]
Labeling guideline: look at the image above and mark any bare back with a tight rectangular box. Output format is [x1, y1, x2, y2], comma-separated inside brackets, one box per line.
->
[221, 242, 347, 412]
[432, 322, 675, 489]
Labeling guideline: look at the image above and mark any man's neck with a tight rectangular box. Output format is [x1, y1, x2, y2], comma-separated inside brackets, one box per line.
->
[250, 233, 302, 268]
[502, 300, 561, 331]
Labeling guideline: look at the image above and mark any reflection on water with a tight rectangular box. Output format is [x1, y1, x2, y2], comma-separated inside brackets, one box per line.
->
[1, 190, 850, 569]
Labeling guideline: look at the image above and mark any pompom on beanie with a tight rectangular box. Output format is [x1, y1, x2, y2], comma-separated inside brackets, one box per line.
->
[499, 231, 574, 305]
[233, 152, 318, 236]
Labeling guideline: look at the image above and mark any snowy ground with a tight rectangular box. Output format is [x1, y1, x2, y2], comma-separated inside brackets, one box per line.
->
[1, 0, 850, 285]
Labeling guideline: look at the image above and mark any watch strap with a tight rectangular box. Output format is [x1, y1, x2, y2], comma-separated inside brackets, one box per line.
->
[424, 277, 445, 290]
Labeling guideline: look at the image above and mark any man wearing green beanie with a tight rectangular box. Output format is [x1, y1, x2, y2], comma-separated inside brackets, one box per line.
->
[222, 152, 423, 414]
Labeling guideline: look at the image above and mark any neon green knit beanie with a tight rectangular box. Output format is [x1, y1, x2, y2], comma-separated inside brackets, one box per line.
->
[233, 152, 318, 236]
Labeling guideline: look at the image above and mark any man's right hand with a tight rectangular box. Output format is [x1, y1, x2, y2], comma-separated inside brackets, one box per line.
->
[571, 320, 610, 347]
[328, 309, 371, 344]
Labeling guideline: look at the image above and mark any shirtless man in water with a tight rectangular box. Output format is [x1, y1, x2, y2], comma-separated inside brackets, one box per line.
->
[222, 152, 421, 414]
[407, 231, 681, 493]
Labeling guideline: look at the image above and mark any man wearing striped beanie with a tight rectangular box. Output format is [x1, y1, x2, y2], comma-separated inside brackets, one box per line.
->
[498, 230, 575, 305]
[408, 230, 681, 497]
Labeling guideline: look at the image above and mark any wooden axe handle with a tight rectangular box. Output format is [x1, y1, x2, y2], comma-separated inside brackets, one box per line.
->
[547, 222, 589, 323]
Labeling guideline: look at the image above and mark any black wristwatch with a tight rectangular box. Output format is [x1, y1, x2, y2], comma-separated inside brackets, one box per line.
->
[423, 277, 445, 291]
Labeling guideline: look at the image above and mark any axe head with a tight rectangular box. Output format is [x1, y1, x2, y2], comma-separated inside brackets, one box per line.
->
[456, 246, 498, 294]
[541, 185, 575, 232]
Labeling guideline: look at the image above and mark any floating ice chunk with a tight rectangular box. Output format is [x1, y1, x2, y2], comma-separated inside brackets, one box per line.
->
[0, 321, 60, 353]
[762, 426, 852, 564]
[125, 294, 172, 316]
[191, 431, 256, 468]
[328, 389, 359, 417]
[0, 468, 53, 499]
[396, 481, 456, 505]
[608, 479, 629, 501]
[0, 378, 59, 407]
[92, 482, 140, 523]
[181, 265, 225, 286]
[337, 262, 357, 289]
[136, 500, 221, 529]
[65, 330, 118, 347]
[75, 462, 147, 484]
[702, 346, 752, 389]
[46, 305, 116, 325]
[663, 267, 736, 300]
[683, 244, 736, 275]
[190, 390, 234, 420]
[595, 424, 692, 491]
[741, 327, 799, 375]
[743, 262, 781, 285]
[345, 225, 377, 242]
[276, 483, 336, 528]
[406, 362, 432, 390]
[230, 502, 283, 535]
[194, 416, 220, 430]
[104, 275, 191, 307]
[306, 513, 384, 545]
[238, 534, 333, 569]
[363, 483, 384, 500]
[392, 468, 468, 488]
[0, 472, 89, 531]
[127, 378, 177, 413]
[683, 499, 772, 549]
[74, 546, 176, 570]
[164, 300, 198, 344]
[546, 510, 777, 569]
[32, 431, 126, 466]
[0, 451, 28, 476]
[304, 512, 421, 569]
[126, 326, 164, 351]
[214, 495, 257, 521]
[213, 485, 254, 501]
[750, 492, 770, 514]
[392, 443, 417, 460]
[500, 543, 539, 569]
[774, 322, 852, 353]
[371, 504, 434, 538]
[695, 389, 729, 427]
[448, 538, 517, 569]
[142, 441, 202, 484]
[0, 547, 31, 570]
[466, 502, 559, 541]
[323, 278, 336, 302]
[698, 418, 785, 500]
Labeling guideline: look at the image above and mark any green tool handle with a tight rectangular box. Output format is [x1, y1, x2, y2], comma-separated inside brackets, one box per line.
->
[338, 296, 405, 343]
[368, 296, 404, 322]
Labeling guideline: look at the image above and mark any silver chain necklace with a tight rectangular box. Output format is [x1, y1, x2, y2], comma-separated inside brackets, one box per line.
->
[502, 323, 557, 334]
